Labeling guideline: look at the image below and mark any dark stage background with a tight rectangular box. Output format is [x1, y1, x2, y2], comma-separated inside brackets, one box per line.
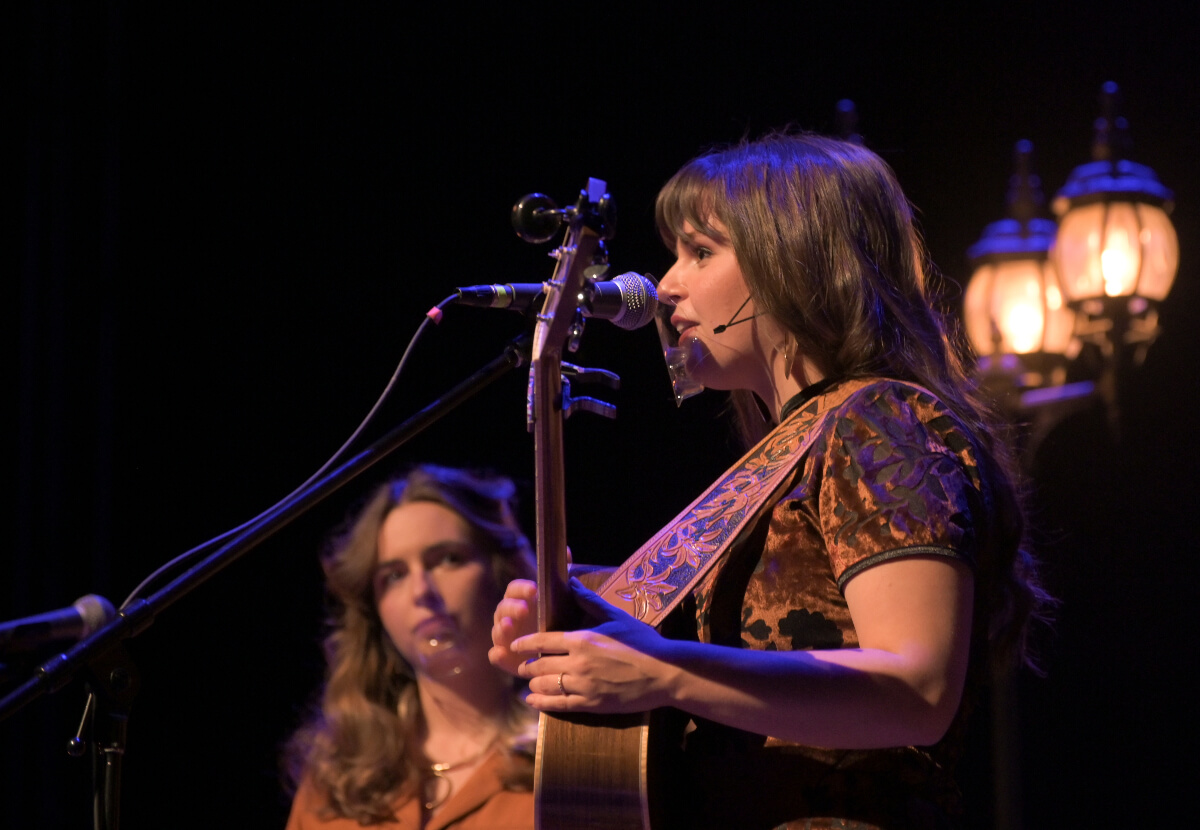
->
[8, 2, 1199, 827]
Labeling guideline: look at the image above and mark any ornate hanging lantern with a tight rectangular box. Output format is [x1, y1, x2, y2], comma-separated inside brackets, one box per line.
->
[965, 140, 1078, 397]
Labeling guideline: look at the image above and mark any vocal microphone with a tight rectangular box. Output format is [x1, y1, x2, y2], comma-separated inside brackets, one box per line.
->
[0, 594, 116, 656]
[455, 272, 658, 331]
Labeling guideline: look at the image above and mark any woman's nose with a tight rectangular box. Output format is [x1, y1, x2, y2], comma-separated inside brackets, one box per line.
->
[657, 263, 685, 304]
[409, 569, 439, 605]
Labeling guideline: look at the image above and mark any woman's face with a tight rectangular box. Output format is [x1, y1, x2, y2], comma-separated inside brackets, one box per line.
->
[656, 217, 787, 397]
[372, 501, 499, 680]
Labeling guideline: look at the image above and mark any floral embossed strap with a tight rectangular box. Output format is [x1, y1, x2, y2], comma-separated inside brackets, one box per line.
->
[597, 379, 874, 626]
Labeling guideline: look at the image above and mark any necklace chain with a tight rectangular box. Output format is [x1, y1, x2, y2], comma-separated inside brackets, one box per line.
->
[423, 738, 498, 811]
[429, 739, 496, 774]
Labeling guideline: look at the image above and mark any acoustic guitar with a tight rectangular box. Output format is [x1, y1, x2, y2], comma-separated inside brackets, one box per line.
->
[521, 179, 682, 830]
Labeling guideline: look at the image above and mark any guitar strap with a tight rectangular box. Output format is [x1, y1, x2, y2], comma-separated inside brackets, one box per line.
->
[597, 378, 875, 627]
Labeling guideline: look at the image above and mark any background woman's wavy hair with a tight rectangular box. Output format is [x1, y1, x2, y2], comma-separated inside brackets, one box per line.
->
[655, 131, 1053, 672]
[283, 465, 537, 824]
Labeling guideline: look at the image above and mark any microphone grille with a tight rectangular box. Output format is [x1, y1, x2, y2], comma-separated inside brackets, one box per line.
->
[609, 272, 659, 330]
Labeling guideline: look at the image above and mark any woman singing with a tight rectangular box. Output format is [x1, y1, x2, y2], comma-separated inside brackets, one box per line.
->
[490, 132, 1051, 829]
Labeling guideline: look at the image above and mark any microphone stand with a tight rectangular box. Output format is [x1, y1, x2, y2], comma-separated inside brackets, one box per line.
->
[0, 332, 532, 829]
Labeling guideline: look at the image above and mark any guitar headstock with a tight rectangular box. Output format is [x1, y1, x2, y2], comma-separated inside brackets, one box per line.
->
[523, 178, 613, 363]
[519, 179, 614, 428]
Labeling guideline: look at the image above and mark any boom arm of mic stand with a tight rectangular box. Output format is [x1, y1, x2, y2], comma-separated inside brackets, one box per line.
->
[0, 332, 532, 723]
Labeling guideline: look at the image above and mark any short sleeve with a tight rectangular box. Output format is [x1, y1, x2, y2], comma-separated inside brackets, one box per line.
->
[813, 384, 982, 589]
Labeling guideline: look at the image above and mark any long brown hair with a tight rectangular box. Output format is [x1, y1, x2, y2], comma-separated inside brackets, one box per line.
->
[283, 465, 537, 823]
[656, 131, 1052, 670]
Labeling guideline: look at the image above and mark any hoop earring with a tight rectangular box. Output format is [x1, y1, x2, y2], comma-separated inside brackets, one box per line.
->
[782, 338, 795, 380]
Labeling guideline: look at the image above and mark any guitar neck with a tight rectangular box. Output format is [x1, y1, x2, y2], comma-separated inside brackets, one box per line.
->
[533, 349, 571, 633]
[530, 219, 600, 635]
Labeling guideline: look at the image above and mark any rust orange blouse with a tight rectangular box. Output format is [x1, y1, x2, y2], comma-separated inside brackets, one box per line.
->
[285, 750, 533, 830]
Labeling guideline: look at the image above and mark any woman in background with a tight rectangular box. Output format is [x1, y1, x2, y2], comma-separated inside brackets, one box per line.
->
[285, 465, 536, 830]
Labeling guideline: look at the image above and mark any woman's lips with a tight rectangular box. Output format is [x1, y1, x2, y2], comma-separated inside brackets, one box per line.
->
[672, 316, 699, 341]
[414, 616, 457, 640]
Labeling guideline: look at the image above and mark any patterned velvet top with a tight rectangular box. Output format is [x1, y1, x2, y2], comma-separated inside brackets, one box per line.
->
[681, 378, 991, 830]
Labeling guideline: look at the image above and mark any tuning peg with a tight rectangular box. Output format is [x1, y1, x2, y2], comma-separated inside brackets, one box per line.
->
[511, 192, 563, 243]
[596, 191, 617, 240]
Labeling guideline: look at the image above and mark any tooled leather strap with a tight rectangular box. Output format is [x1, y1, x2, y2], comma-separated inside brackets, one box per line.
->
[597, 378, 874, 626]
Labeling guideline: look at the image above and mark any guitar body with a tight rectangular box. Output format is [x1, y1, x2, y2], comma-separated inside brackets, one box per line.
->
[535, 707, 685, 830]
[533, 569, 693, 829]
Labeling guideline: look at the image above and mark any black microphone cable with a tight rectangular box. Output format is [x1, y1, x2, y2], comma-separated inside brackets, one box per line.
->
[120, 294, 460, 608]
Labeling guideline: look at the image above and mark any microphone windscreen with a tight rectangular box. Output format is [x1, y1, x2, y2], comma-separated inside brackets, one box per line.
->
[74, 594, 116, 636]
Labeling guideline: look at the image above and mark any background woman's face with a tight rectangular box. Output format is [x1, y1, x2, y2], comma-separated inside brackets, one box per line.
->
[372, 501, 499, 679]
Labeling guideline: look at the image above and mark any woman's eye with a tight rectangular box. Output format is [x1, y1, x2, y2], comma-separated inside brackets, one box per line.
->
[435, 550, 467, 568]
[374, 567, 406, 592]
[695, 246, 713, 261]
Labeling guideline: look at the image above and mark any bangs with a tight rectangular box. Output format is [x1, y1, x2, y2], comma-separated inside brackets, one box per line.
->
[654, 160, 727, 249]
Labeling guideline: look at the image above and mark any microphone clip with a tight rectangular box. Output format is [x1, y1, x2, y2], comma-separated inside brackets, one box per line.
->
[561, 362, 620, 421]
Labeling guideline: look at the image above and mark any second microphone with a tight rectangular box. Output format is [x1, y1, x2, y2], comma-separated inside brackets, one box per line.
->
[455, 272, 658, 331]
